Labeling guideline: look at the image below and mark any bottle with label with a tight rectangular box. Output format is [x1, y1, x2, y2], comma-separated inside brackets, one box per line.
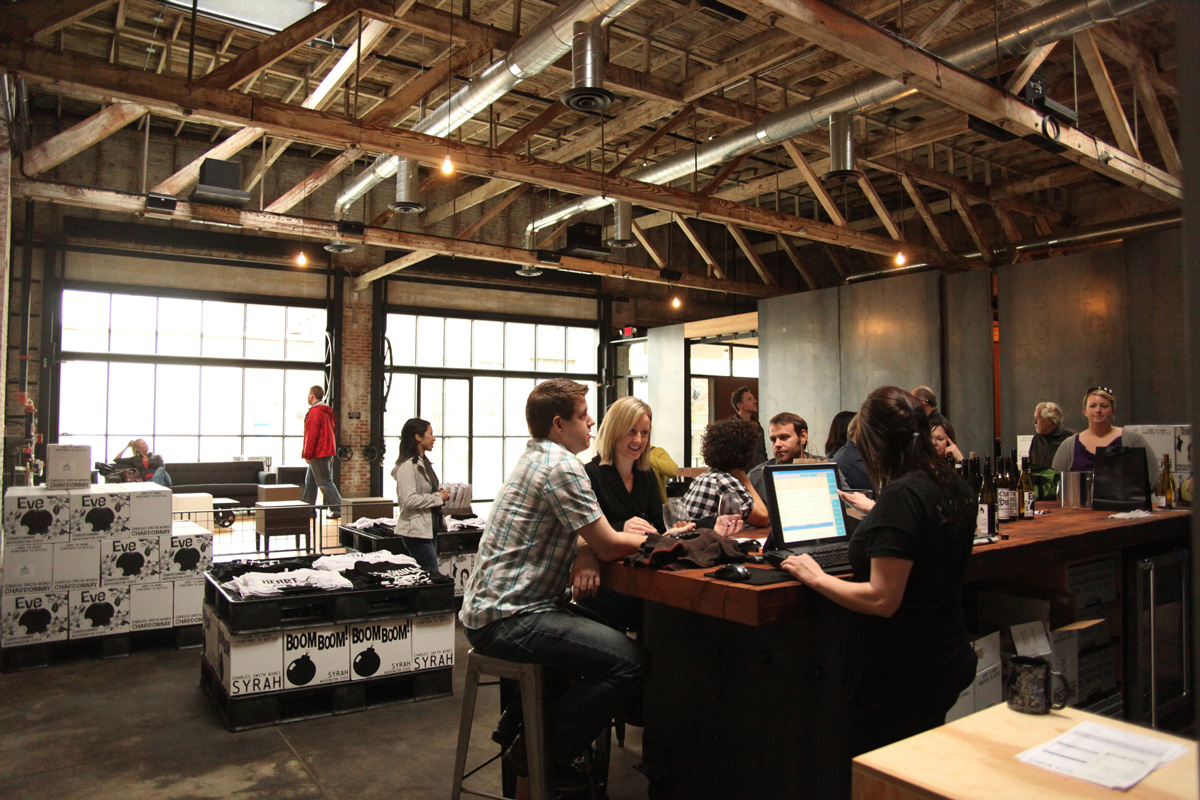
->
[997, 456, 1014, 523]
[1155, 454, 1176, 509]
[969, 455, 983, 495]
[977, 457, 997, 538]
[1018, 456, 1036, 519]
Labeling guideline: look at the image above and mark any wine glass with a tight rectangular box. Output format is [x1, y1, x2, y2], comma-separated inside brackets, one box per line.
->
[662, 498, 686, 531]
[716, 492, 745, 537]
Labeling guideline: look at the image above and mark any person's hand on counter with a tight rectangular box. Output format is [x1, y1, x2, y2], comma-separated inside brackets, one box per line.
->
[571, 544, 601, 599]
[622, 516, 658, 535]
[779, 553, 828, 587]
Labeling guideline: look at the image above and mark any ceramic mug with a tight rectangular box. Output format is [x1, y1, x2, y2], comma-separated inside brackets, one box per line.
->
[1006, 656, 1069, 714]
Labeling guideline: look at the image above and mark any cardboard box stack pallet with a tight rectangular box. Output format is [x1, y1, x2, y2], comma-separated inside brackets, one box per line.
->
[200, 556, 456, 730]
[2, 452, 212, 666]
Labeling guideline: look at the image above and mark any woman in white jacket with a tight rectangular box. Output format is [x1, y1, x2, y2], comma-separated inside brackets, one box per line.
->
[391, 417, 450, 575]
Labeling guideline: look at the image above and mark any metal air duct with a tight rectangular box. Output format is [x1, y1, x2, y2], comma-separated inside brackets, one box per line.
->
[562, 20, 613, 111]
[527, 0, 1162, 237]
[607, 200, 636, 247]
[822, 111, 858, 184]
[389, 158, 423, 213]
[330, 0, 642, 233]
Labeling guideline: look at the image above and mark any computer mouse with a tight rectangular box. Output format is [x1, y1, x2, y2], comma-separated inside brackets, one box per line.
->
[713, 563, 752, 582]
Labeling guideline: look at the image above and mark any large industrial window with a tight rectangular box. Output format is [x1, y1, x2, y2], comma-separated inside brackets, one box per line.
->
[383, 312, 598, 504]
[57, 289, 327, 467]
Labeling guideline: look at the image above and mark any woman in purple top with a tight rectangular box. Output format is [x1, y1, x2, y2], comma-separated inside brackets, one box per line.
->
[1050, 387, 1159, 483]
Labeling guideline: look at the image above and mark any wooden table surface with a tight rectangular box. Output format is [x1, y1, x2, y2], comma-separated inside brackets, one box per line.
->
[601, 509, 1191, 627]
[852, 704, 1197, 800]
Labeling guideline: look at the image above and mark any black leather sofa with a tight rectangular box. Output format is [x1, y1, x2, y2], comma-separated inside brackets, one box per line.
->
[106, 460, 276, 508]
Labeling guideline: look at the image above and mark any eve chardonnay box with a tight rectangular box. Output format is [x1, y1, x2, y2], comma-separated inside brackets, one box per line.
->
[3, 487, 71, 544]
[1, 591, 69, 646]
[69, 486, 131, 540]
[69, 586, 131, 639]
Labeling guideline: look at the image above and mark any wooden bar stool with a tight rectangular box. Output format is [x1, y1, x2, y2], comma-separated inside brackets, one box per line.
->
[451, 649, 550, 800]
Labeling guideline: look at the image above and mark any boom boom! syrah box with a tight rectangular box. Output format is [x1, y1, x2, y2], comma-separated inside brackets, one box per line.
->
[349, 618, 413, 680]
[283, 624, 350, 688]
[216, 619, 283, 696]
[411, 613, 455, 671]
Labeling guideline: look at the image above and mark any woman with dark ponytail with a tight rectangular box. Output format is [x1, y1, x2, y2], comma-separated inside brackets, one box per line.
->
[391, 417, 449, 575]
[780, 386, 976, 759]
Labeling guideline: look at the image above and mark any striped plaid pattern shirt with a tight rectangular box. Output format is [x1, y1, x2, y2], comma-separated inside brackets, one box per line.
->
[460, 438, 602, 630]
[678, 469, 753, 523]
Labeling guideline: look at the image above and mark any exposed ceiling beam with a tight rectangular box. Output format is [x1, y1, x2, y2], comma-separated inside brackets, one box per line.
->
[1004, 42, 1056, 93]
[15, 178, 780, 297]
[746, 0, 1180, 203]
[265, 146, 365, 214]
[775, 233, 817, 290]
[360, 40, 491, 128]
[0, 41, 974, 268]
[674, 213, 724, 279]
[855, 172, 901, 240]
[355, 249, 436, 289]
[0, 0, 116, 41]
[727, 223, 776, 285]
[898, 173, 949, 251]
[1075, 30, 1139, 158]
[781, 140, 846, 227]
[196, 0, 366, 90]
[21, 102, 146, 176]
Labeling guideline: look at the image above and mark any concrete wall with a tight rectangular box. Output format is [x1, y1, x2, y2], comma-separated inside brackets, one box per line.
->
[943, 269, 995, 456]
[648, 323, 686, 465]
[758, 286, 841, 454]
[1124, 228, 1187, 424]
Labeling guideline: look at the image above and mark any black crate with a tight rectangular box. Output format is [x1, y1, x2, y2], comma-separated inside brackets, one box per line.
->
[438, 528, 482, 555]
[204, 572, 454, 634]
[1, 623, 203, 671]
[200, 658, 453, 731]
[336, 525, 408, 555]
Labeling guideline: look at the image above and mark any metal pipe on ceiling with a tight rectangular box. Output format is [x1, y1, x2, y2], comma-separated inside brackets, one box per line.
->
[331, 0, 643, 226]
[526, 0, 1163, 237]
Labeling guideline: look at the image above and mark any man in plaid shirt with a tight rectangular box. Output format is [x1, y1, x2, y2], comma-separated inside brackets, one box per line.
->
[460, 378, 650, 789]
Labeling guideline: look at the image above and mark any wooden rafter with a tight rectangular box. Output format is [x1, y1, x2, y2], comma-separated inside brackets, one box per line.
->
[21, 102, 146, 176]
[682, 30, 801, 103]
[781, 141, 846, 227]
[855, 172, 901, 240]
[674, 213, 724, 279]
[743, 0, 1179, 203]
[950, 190, 993, 263]
[727, 224, 777, 286]
[197, 0, 366, 90]
[775, 234, 817, 290]
[361, 40, 491, 128]
[16, 177, 778, 297]
[355, 249, 436, 289]
[1128, 62, 1181, 176]
[0, 41, 976, 268]
[698, 154, 749, 199]
[1004, 43, 1057, 94]
[607, 105, 694, 177]
[456, 184, 529, 240]
[897, 173, 949, 252]
[632, 222, 666, 270]
[0, 0, 115, 41]
[1075, 30, 1139, 158]
[265, 147, 364, 214]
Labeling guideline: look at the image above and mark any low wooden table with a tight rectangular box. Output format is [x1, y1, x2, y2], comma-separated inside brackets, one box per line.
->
[258, 482, 302, 502]
[253, 500, 312, 557]
[852, 703, 1197, 800]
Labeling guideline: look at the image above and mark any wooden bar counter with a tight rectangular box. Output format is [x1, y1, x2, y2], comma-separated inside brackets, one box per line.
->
[600, 508, 1190, 799]
[852, 703, 1197, 800]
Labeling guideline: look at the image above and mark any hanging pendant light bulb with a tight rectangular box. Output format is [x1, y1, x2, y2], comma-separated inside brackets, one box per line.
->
[894, 251, 906, 266]
[671, 296, 681, 309]
[441, 152, 454, 175]
[297, 251, 307, 266]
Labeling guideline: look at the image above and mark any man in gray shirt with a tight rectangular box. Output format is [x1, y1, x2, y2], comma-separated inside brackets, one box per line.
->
[749, 412, 812, 499]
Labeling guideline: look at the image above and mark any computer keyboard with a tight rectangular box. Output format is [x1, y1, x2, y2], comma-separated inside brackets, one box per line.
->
[765, 542, 851, 572]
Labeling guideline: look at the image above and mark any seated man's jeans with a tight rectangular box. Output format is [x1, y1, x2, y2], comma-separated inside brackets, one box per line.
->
[466, 609, 649, 764]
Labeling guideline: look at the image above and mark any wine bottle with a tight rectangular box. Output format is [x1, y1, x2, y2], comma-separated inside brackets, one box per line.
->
[997, 456, 1014, 523]
[969, 455, 983, 495]
[1018, 456, 1036, 519]
[1155, 454, 1176, 509]
[978, 457, 997, 538]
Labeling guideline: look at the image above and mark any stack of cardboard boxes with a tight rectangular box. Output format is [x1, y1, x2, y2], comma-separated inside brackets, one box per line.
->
[1, 446, 212, 653]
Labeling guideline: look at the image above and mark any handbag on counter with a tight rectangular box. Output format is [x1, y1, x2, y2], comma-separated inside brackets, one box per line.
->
[1091, 445, 1151, 511]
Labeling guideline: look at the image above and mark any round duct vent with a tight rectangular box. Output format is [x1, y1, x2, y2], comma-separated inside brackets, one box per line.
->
[606, 236, 637, 248]
[562, 87, 614, 112]
[324, 240, 356, 254]
[388, 200, 425, 214]
[515, 266, 544, 278]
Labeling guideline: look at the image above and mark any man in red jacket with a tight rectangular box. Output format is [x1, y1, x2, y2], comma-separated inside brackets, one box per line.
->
[302, 385, 343, 518]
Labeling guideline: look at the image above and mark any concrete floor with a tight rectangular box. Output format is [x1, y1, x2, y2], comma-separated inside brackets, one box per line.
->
[0, 623, 649, 799]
